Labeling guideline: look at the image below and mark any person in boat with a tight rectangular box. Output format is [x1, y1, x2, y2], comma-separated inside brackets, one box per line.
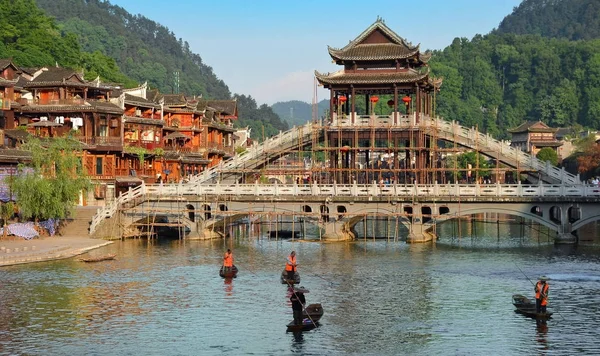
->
[285, 251, 298, 281]
[223, 249, 234, 272]
[290, 286, 308, 325]
[535, 276, 549, 314]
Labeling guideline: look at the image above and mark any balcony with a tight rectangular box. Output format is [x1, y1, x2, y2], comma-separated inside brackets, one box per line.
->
[76, 136, 123, 149]
[20, 98, 87, 106]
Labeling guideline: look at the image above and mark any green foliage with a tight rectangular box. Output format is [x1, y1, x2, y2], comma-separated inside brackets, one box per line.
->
[235, 94, 289, 141]
[11, 137, 91, 220]
[495, 0, 600, 41]
[536, 147, 559, 166]
[445, 151, 491, 181]
[124, 146, 148, 166]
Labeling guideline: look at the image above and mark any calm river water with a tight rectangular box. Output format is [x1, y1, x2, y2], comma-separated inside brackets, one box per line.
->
[2, 221, 600, 355]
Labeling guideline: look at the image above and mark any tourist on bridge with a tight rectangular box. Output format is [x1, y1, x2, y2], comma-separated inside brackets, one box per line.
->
[223, 249, 234, 272]
[286, 251, 298, 281]
[290, 286, 308, 325]
[535, 276, 549, 314]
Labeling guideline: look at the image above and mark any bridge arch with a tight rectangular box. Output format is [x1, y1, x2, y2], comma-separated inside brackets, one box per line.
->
[186, 204, 195, 222]
[433, 207, 560, 232]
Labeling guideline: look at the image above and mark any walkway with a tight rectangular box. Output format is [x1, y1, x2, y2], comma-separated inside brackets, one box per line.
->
[0, 235, 113, 267]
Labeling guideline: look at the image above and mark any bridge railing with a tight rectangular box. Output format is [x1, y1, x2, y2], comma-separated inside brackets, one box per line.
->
[89, 181, 600, 234]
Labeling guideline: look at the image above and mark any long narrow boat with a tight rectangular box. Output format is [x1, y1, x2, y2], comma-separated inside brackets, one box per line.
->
[78, 254, 116, 262]
[281, 270, 300, 285]
[303, 303, 324, 323]
[219, 265, 238, 278]
[286, 319, 319, 332]
[512, 294, 553, 320]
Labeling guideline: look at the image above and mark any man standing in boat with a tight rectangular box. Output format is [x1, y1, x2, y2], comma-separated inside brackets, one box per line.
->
[223, 249, 233, 272]
[535, 276, 549, 314]
[290, 286, 308, 325]
[286, 251, 297, 281]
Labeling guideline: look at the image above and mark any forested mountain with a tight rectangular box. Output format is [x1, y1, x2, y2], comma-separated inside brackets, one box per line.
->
[430, 34, 600, 140]
[271, 100, 329, 127]
[0, 0, 132, 84]
[35, 0, 288, 139]
[495, 0, 600, 41]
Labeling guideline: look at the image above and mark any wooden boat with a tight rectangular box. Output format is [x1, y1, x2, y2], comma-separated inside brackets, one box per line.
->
[303, 303, 324, 323]
[512, 294, 552, 320]
[219, 265, 238, 278]
[281, 269, 300, 285]
[79, 254, 116, 262]
[286, 319, 319, 332]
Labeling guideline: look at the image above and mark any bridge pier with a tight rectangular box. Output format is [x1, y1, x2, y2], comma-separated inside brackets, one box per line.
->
[322, 221, 355, 241]
[406, 220, 435, 243]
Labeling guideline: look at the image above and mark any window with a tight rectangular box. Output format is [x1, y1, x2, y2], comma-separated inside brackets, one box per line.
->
[96, 157, 103, 175]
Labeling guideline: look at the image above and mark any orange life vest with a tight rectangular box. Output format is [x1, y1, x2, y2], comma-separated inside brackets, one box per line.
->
[223, 252, 233, 267]
[535, 281, 549, 305]
[285, 255, 296, 272]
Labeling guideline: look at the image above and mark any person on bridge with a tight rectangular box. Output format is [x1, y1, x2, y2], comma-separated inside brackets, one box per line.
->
[535, 276, 549, 314]
[285, 251, 298, 281]
[223, 249, 234, 272]
[290, 286, 308, 325]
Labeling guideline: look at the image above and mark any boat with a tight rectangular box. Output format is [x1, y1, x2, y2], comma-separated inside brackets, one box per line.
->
[219, 265, 238, 278]
[79, 254, 116, 262]
[512, 294, 553, 320]
[281, 269, 300, 285]
[303, 303, 324, 323]
[286, 319, 319, 332]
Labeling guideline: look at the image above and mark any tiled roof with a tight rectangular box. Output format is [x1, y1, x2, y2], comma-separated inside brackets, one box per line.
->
[123, 116, 165, 126]
[25, 67, 87, 88]
[124, 93, 160, 108]
[328, 19, 423, 63]
[21, 100, 123, 114]
[205, 100, 237, 116]
[508, 121, 557, 133]
[0, 78, 18, 87]
[0, 148, 31, 163]
[4, 129, 31, 141]
[86, 100, 124, 114]
[0, 59, 18, 71]
[162, 94, 187, 106]
[328, 44, 418, 61]
[315, 68, 430, 85]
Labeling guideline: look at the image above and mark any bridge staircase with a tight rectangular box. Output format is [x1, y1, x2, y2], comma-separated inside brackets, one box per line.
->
[89, 116, 581, 235]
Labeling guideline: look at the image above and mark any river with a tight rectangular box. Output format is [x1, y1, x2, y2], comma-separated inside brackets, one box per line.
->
[2, 221, 600, 355]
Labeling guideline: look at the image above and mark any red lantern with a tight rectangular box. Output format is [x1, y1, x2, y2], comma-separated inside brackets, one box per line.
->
[340, 145, 350, 152]
[339, 95, 347, 103]
[387, 99, 394, 107]
[370, 96, 379, 103]
[402, 95, 412, 104]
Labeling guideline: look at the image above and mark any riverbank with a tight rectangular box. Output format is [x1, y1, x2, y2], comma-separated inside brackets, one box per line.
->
[0, 235, 112, 267]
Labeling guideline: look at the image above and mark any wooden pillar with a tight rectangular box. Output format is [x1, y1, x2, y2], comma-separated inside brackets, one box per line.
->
[393, 85, 398, 125]
[351, 86, 356, 124]
[329, 90, 334, 122]
[415, 84, 420, 123]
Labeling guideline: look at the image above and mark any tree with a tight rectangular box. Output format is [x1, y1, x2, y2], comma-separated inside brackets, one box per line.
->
[10, 137, 91, 223]
[536, 147, 559, 166]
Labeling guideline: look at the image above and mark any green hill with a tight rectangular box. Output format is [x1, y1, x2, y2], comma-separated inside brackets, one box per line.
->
[271, 100, 329, 127]
[495, 0, 600, 40]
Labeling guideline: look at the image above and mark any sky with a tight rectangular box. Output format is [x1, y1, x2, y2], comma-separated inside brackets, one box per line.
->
[110, 0, 523, 105]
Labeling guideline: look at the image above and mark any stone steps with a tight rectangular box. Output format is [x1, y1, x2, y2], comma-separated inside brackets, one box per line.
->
[59, 207, 99, 237]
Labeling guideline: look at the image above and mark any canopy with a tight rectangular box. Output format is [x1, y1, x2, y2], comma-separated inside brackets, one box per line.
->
[163, 132, 191, 141]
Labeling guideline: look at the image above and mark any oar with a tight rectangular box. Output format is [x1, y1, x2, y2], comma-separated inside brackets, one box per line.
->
[285, 278, 318, 328]
[515, 263, 565, 321]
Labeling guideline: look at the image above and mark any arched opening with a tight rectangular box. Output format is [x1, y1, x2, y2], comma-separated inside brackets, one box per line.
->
[302, 205, 312, 213]
[531, 206, 543, 217]
[439, 206, 450, 215]
[421, 206, 432, 224]
[186, 204, 195, 222]
[403, 206, 413, 216]
[549, 206, 561, 224]
[202, 204, 211, 220]
[219, 204, 228, 212]
[568, 206, 581, 223]
[320, 205, 329, 222]
[337, 205, 347, 221]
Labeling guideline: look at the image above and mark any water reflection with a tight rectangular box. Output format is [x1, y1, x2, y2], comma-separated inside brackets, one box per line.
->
[3, 235, 600, 355]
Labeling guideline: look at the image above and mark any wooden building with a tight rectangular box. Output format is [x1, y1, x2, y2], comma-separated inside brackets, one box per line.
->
[508, 121, 562, 156]
[314, 18, 443, 185]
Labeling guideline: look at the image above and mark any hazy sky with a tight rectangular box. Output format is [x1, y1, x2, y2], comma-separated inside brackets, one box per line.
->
[110, 0, 522, 105]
